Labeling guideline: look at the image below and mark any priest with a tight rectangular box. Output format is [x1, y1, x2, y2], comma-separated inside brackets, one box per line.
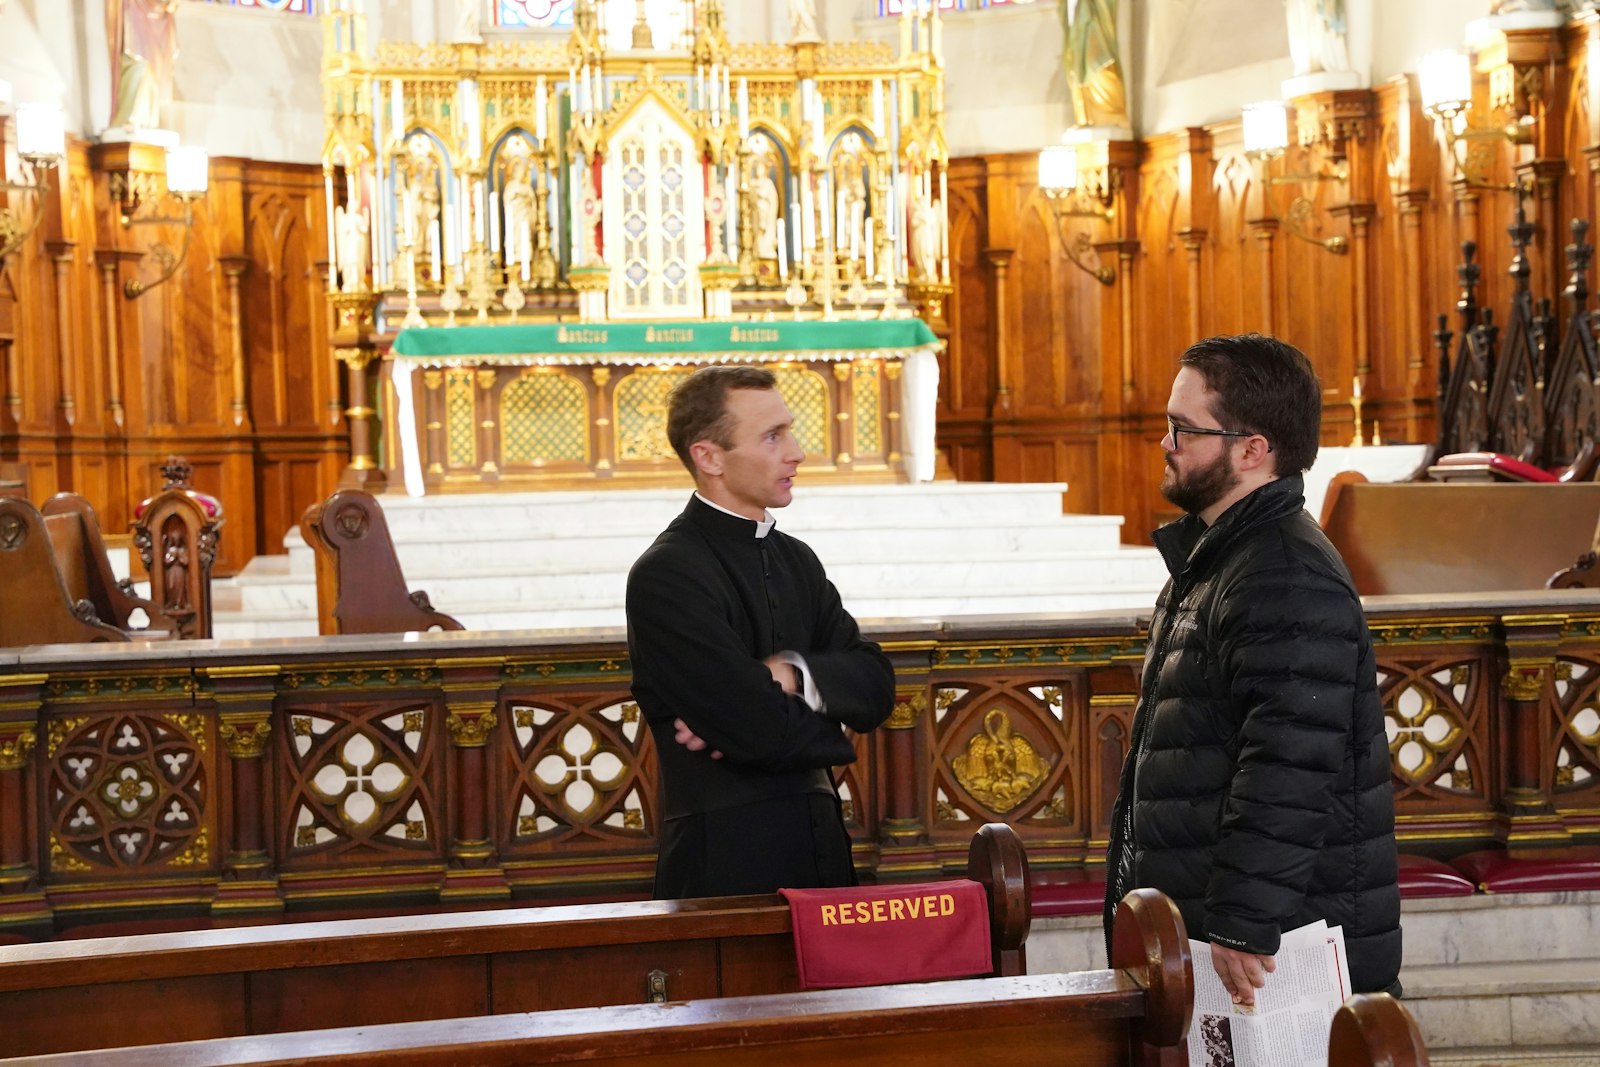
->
[626, 366, 895, 899]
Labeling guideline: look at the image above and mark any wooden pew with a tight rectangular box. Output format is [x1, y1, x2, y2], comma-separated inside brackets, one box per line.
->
[301, 488, 462, 635]
[0, 498, 129, 647]
[1318, 475, 1600, 595]
[0, 824, 1029, 1058]
[40, 492, 171, 636]
[1331, 994, 1430, 1067]
[0, 887, 1191, 1067]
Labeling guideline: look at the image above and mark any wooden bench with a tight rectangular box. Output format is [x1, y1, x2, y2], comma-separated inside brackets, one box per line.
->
[0, 887, 1194, 1067]
[0, 498, 129, 647]
[301, 488, 462, 635]
[1317, 475, 1600, 595]
[0, 824, 1029, 1057]
[40, 493, 171, 636]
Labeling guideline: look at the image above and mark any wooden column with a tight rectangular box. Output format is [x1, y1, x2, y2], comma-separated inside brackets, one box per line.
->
[0, 674, 45, 935]
[1497, 614, 1569, 853]
[875, 639, 939, 879]
[211, 664, 283, 919]
[441, 657, 508, 901]
[831, 361, 855, 471]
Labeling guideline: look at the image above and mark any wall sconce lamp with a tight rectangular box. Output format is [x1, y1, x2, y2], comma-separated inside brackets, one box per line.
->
[1036, 138, 1117, 286]
[1241, 101, 1348, 255]
[1418, 49, 1526, 190]
[118, 145, 209, 300]
[0, 99, 67, 260]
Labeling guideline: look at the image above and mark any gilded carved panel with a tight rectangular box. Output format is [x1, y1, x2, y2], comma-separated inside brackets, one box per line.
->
[278, 699, 442, 863]
[500, 693, 656, 849]
[1378, 658, 1488, 802]
[931, 677, 1074, 829]
[46, 711, 210, 875]
[1554, 657, 1600, 798]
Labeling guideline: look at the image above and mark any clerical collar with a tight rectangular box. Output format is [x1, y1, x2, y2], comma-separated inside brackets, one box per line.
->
[693, 492, 775, 538]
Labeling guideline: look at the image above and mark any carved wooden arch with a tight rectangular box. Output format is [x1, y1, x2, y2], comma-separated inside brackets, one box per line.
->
[1484, 195, 1546, 464]
[1544, 219, 1600, 480]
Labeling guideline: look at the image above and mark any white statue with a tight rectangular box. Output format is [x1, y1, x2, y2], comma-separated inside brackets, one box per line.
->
[908, 182, 940, 283]
[1285, 0, 1350, 76]
[751, 157, 781, 261]
[502, 160, 537, 275]
[110, 51, 162, 130]
[789, 0, 820, 43]
[452, 0, 483, 42]
[334, 204, 369, 293]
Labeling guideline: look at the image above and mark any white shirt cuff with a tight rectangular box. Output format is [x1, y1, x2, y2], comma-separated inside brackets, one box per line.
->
[774, 651, 824, 713]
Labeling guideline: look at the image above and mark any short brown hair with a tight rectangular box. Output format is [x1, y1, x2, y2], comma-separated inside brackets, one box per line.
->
[1178, 333, 1322, 476]
[666, 365, 778, 474]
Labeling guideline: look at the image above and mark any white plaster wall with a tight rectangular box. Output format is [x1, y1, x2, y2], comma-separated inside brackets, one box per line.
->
[0, 0, 108, 139]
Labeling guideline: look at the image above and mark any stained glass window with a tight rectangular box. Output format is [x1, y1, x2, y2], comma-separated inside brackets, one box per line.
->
[497, 0, 574, 27]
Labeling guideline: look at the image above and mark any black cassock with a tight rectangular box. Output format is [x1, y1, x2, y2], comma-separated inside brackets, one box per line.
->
[626, 495, 894, 899]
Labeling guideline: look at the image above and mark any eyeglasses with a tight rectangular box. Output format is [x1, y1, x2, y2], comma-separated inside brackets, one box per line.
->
[1165, 416, 1270, 451]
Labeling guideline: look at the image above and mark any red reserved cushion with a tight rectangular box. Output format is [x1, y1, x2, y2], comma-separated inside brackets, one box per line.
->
[1031, 870, 1107, 918]
[1397, 853, 1475, 898]
[1434, 452, 1559, 482]
[1452, 848, 1600, 894]
[780, 879, 992, 990]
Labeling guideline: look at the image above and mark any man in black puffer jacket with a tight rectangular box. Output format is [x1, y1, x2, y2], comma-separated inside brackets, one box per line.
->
[1105, 333, 1401, 1005]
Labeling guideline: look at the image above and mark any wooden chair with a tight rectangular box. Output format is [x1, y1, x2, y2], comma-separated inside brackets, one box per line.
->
[40, 493, 170, 637]
[0, 498, 129, 647]
[301, 488, 462, 635]
[130, 456, 224, 639]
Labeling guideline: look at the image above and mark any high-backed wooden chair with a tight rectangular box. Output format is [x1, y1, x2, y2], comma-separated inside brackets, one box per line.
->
[40, 493, 170, 636]
[130, 457, 224, 639]
[301, 488, 463, 635]
[0, 498, 130, 647]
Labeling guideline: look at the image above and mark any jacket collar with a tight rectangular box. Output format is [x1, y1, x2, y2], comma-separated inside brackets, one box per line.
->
[1151, 474, 1307, 581]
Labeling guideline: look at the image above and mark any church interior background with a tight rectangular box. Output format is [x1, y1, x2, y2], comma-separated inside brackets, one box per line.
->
[4, 2, 1600, 1065]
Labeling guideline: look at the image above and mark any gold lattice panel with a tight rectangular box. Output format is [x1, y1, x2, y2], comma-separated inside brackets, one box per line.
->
[852, 360, 882, 456]
[773, 368, 829, 457]
[445, 369, 477, 469]
[501, 371, 588, 464]
[615, 367, 693, 462]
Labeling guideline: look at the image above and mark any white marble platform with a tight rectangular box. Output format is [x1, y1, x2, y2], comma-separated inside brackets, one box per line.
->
[211, 483, 1171, 640]
[1026, 889, 1600, 1059]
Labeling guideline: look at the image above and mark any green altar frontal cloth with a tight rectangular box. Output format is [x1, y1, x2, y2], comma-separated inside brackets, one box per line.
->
[389, 319, 940, 366]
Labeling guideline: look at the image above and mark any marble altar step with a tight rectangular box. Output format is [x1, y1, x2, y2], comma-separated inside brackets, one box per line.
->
[212, 483, 1170, 640]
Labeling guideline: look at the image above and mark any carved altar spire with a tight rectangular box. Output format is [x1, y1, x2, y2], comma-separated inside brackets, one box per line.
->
[1456, 240, 1482, 333]
[1564, 218, 1593, 310]
[1507, 181, 1534, 292]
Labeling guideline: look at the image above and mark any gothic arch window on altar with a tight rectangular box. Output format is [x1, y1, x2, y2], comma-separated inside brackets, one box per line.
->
[605, 102, 703, 319]
[201, 0, 315, 12]
[496, 0, 573, 28]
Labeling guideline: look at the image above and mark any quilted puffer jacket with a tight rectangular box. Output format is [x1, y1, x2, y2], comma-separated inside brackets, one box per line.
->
[1104, 474, 1401, 995]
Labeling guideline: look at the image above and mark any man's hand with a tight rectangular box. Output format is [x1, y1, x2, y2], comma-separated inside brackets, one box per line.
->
[1210, 943, 1275, 1007]
[672, 718, 722, 759]
[762, 655, 800, 694]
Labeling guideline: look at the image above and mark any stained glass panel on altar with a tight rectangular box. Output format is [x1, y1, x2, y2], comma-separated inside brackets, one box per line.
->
[496, 0, 574, 27]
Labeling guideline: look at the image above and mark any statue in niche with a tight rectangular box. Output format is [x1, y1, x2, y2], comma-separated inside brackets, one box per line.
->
[750, 154, 781, 261]
[907, 179, 940, 283]
[398, 138, 440, 250]
[789, 0, 820, 43]
[453, 0, 483, 42]
[501, 156, 538, 276]
[1062, 0, 1128, 129]
[334, 203, 370, 293]
[1285, 0, 1351, 76]
[160, 519, 189, 613]
[106, 0, 179, 131]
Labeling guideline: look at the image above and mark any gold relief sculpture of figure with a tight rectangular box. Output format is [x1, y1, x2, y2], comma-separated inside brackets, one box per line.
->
[751, 155, 781, 261]
[502, 157, 538, 277]
[951, 708, 1048, 814]
[1285, 0, 1350, 76]
[1062, 0, 1128, 129]
[334, 203, 370, 293]
[106, 0, 179, 131]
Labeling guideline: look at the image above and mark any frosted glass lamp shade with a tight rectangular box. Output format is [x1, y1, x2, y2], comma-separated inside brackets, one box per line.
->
[166, 146, 209, 198]
[1038, 145, 1078, 193]
[16, 103, 65, 162]
[1242, 101, 1290, 156]
[1418, 51, 1471, 117]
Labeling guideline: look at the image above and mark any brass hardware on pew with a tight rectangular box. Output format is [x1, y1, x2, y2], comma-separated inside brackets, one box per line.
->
[646, 968, 669, 1003]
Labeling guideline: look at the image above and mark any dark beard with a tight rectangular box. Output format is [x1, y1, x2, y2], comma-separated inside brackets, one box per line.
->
[1160, 450, 1238, 516]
